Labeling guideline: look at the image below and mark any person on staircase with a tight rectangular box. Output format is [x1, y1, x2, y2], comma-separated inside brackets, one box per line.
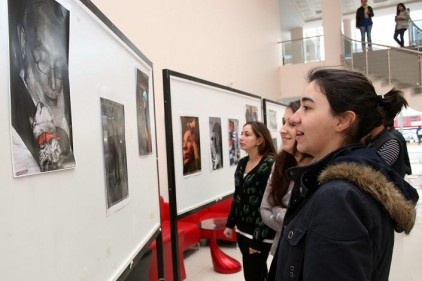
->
[393, 3, 410, 48]
[356, 0, 374, 50]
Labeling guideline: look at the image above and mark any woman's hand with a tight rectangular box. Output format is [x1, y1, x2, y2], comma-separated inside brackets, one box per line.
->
[249, 247, 261, 254]
[223, 227, 233, 239]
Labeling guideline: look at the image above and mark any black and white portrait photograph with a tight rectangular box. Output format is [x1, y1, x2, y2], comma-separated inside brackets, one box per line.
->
[228, 118, 240, 166]
[272, 138, 278, 151]
[245, 104, 258, 122]
[181, 116, 201, 176]
[136, 69, 152, 156]
[8, 0, 75, 177]
[209, 117, 223, 170]
[101, 98, 129, 210]
[268, 109, 277, 131]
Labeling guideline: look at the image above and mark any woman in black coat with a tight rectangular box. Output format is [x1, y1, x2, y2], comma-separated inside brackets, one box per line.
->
[274, 68, 418, 281]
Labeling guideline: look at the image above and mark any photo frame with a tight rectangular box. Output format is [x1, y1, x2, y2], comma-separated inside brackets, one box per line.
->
[163, 69, 262, 281]
[163, 69, 262, 215]
[0, 0, 161, 280]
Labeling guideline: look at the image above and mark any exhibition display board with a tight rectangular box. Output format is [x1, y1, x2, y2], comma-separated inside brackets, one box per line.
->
[0, 0, 160, 280]
[162, 69, 262, 280]
[262, 99, 287, 152]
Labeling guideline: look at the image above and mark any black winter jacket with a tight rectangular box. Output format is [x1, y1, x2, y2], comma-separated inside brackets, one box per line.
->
[275, 145, 418, 281]
[356, 6, 374, 28]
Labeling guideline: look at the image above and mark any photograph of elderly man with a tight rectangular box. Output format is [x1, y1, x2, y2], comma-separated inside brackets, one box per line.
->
[8, 0, 75, 176]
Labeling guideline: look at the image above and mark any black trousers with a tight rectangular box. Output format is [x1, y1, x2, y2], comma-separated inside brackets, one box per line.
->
[237, 234, 271, 281]
[394, 28, 407, 47]
[267, 247, 278, 281]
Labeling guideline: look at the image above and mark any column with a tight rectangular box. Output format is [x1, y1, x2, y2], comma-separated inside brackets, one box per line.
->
[321, 0, 342, 65]
[291, 27, 304, 64]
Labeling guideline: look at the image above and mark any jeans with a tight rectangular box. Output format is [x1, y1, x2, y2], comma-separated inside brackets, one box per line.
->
[359, 25, 372, 48]
[394, 28, 407, 47]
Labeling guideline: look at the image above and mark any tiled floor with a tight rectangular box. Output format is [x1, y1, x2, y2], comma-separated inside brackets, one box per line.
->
[184, 199, 422, 281]
[183, 144, 422, 280]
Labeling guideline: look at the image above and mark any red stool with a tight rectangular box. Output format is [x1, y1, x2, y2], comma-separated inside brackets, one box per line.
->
[200, 218, 241, 274]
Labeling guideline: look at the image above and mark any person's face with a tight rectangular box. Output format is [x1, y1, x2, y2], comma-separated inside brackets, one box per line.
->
[240, 124, 261, 153]
[361, 0, 367, 6]
[280, 108, 297, 154]
[182, 129, 194, 165]
[398, 5, 404, 11]
[290, 81, 341, 160]
[22, 5, 67, 105]
[228, 121, 235, 132]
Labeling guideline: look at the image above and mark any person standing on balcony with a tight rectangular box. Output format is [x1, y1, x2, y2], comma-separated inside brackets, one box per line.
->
[356, 0, 374, 49]
[417, 126, 422, 145]
[394, 3, 410, 48]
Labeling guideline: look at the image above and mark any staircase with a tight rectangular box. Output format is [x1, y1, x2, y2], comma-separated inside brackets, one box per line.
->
[342, 35, 422, 110]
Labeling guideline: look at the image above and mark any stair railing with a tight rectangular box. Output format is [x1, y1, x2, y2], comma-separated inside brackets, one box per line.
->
[408, 18, 422, 49]
[279, 35, 324, 65]
[341, 34, 422, 94]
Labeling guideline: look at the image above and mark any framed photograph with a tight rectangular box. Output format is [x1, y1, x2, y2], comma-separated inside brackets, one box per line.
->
[163, 69, 261, 281]
[2, 0, 161, 280]
[163, 69, 261, 216]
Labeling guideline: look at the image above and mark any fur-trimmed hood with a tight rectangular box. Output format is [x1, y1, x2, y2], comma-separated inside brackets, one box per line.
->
[287, 144, 419, 234]
[319, 162, 416, 234]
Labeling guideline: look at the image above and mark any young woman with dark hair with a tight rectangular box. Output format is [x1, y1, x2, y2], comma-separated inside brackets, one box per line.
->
[260, 101, 313, 281]
[274, 67, 418, 281]
[364, 90, 410, 177]
[224, 121, 276, 281]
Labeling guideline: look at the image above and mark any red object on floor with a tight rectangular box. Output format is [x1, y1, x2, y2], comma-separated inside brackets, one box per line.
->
[201, 218, 242, 274]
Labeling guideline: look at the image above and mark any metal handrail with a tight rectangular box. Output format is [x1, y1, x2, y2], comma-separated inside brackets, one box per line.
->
[408, 17, 422, 49]
[278, 35, 323, 44]
[280, 35, 324, 65]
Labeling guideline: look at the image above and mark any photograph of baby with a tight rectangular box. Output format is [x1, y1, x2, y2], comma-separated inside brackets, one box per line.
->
[209, 117, 223, 170]
[8, 0, 75, 177]
[101, 98, 129, 209]
[181, 116, 201, 176]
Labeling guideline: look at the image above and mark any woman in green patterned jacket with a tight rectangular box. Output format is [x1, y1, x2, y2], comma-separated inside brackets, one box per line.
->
[224, 121, 276, 281]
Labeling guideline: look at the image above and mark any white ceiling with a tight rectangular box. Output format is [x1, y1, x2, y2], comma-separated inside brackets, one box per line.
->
[279, 0, 422, 39]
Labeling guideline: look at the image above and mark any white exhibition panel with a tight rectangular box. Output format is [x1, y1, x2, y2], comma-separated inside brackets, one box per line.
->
[168, 75, 262, 215]
[263, 99, 287, 152]
[0, 0, 160, 280]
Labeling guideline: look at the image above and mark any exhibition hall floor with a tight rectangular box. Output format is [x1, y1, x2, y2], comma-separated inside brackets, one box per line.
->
[183, 143, 422, 281]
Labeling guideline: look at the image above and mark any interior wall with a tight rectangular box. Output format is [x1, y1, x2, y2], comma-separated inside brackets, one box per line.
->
[90, 0, 282, 199]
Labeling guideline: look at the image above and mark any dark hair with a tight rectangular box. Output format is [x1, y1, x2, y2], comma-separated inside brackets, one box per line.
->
[307, 67, 408, 144]
[396, 3, 406, 16]
[243, 121, 276, 157]
[270, 101, 303, 208]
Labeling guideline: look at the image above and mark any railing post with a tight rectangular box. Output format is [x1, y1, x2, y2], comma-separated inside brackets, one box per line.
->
[387, 49, 391, 85]
[419, 54, 422, 88]
[365, 47, 368, 76]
